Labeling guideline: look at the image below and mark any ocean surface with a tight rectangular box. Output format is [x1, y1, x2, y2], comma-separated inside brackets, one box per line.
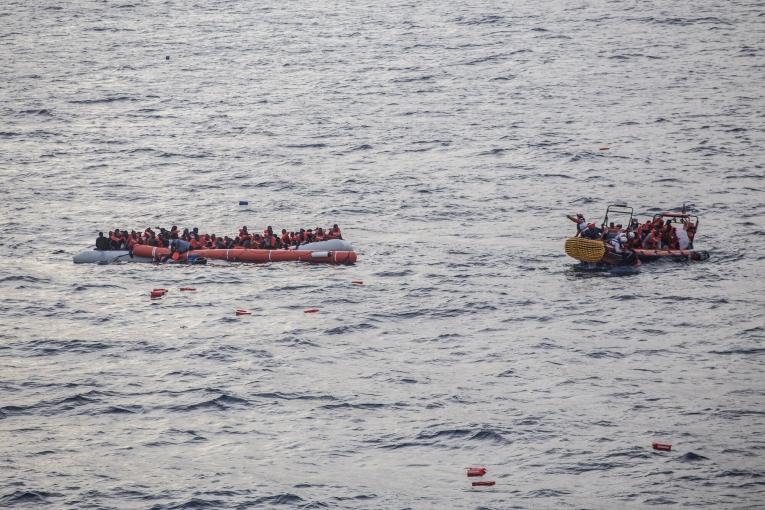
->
[1, 1, 764, 508]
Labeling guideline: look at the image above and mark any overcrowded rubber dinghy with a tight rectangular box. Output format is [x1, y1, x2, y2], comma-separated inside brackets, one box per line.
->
[73, 239, 357, 265]
[564, 204, 709, 267]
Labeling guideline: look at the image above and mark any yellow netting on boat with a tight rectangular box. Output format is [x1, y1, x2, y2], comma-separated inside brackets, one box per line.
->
[564, 237, 606, 262]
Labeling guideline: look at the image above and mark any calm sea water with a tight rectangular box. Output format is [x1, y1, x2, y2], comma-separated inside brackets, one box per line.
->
[1, 1, 764, 508]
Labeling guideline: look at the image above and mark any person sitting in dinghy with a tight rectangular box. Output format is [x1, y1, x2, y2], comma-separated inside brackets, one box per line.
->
[95, 232, 110, 251]
[161, 238, 191, 262]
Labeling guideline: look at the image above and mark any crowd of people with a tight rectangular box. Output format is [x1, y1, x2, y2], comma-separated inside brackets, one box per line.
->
[95, 224, 343, 251]
[567, 213, 696, 254]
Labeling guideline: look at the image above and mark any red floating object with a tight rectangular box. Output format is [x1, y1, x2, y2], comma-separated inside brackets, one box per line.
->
[467, 467, 487, 477]
[153, 288, 167, 293]
[150, 290, 164, 299]
[304, 308, 320, 313]
[472, 481, 495, 487]
[179, 287, 196, 291]
[352, 280, 364, 285]
[599, 146, 609, 150]
[235, 309, 251, 316]
[652, 442, 672, 451]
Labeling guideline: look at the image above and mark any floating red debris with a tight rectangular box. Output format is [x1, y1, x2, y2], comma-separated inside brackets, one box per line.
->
[467, 467, 487, 477]
[304, 308, 320, 313]
[472, 481, 495, 487]
[150, 290, 164, 299]
[351, 280, 364, 285]
[653, 442, 672, 451]
[153, 288, 167, 294]
[179, 287, 196, 291]
[599, 146, 609, 150]
[235, 309, 251, 316]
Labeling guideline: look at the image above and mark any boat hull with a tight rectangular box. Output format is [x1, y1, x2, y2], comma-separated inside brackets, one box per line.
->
[132, 245, 357, 265]
[564, 237, 708, 266]
[73, 250, 154, 264]
[632, 248, 709, 262]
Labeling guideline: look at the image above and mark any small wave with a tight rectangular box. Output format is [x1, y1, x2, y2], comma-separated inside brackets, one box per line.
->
[174, 394, 249, 412]
[0, 490, 60, 505]
[540, 173, 574, 179]
[0, 275, 49, 284]
[325, 323, 376, 335]
[478, 148, 509, 156]
[717, 469, 763, 478]
[100, 405, 142, 414]
[18, 108, 53, 115]
[527, 489, 571, 497]
[392, 75, 434, 83]
[453, 14, 507, 26]
[417, 428, 472, 440]
[283, 143, 327, 149]
[245, 493, 304, 506]
[251, 392, 337, 402]
[321, 402, 388, 410]
[678, 452, 708, 462]
[650, 16, 731, 26]
[469, 428, 508, 443]
[69, 96, 136, 104]
[372, 270, 412, 277]
[156, 497, 226, 509]
[709, 348, 765, 355]
[586, 350, 625, 359]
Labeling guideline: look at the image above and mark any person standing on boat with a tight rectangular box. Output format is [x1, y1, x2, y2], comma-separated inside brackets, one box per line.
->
[675, 225, 690, 250]
[566, 213, 587, 237]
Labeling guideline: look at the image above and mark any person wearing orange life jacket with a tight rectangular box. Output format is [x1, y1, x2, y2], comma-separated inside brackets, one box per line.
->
[262, 232, 277, 249]
[190, 234, 203, 250]
[281, 229, 290, 247]
[314, 228, 325, 241]
[668, 227, 680, 250]
[126, 231, 139, 250]
[329, 224, 342, 239]
[626, 231, 640, 249]
[109, 231, 121, 249]
[642, 229, 662, 250]
[239, 226, 249, 238]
